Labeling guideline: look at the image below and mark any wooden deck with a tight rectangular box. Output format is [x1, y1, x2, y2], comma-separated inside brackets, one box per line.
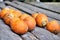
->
[0, 1, 60, 40]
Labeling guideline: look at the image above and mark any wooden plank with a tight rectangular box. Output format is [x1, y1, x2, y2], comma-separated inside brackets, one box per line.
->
[5, 1, 34, 14]
[31, 27, 60, 40]
[21, 32, 39, 40]
[0, 2, 6, 8]
[5, 1, 60, 21]
[27, 2, 60, 13]
[0, 19, 22, 40]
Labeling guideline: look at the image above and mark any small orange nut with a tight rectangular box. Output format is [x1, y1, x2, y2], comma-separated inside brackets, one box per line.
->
[12, 10, 22, 17]
[46, 20, 60, 34]
[0, 7, 10, 18]
[10, 18, 28, 34]
[36, 13, 48, 27]
[20, 13, 30, 20]
[32, 13, 39, 19]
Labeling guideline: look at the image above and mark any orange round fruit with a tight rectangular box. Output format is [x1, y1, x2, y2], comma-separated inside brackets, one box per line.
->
[13, 10, 22, 17]
[20, 13, 36, 31]
[3, 10, 22, 25]
[46, 20, 60, 34]
[24, 17, 36, 31]
[32, 13, 39, 19]
[20, 13, 30, 20]
[3, 13, 16, 25]
[0, 7, 10, 18]
[36, 13, 48, 27]
[8, 8, 22, 17]
[10, 18, 28, 34]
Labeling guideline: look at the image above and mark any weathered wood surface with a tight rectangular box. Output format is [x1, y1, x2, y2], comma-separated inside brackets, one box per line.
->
[5, 1, 60, 21]
[31, 27, 60, 40]
[0, 19, 22, 40]
[0, 1, 60, 40]
[27, 2, 60, 13]
[21, 32, 39, 40]
[5, 1, 34, 14]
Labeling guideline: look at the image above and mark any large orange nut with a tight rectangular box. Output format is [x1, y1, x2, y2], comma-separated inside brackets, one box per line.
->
[32, 13, 39, 19]
[24, 17, 36, 31]
[13, 10, 22, 17]
[46, 20, 60, 34]
[8, 8, 22, 17]
[20, 13, 36, 31]
[36, 13, 48, 27]
[10, 18, 28, 34]
[0, 7, 10, 18]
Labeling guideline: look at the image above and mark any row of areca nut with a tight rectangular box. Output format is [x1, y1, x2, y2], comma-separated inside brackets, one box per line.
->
[0, 7, 60, 35]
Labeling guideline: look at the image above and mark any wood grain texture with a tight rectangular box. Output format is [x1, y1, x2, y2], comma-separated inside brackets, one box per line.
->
[28, 2, 60, 13]
[31, 27, 60, 40]
[21, 32, 39, 40]
[5, 1, 34, 14]
[0, 2, 6, 8]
